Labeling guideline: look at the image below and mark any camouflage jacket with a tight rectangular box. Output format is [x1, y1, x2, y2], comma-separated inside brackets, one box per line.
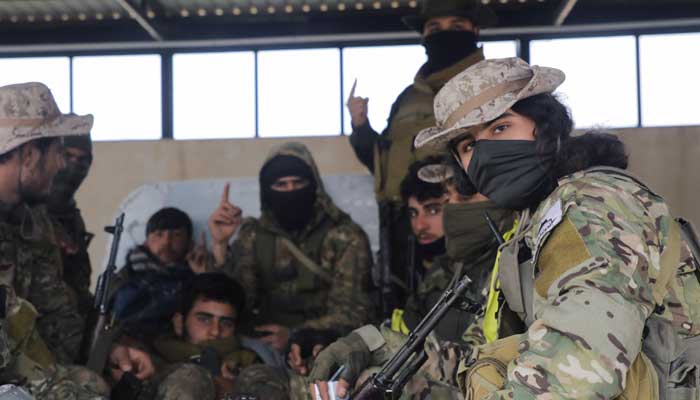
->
[418, 168, 700, 399]
[349, 50, 484, 202]
[0, 209, 84, 364]
[42, 203, 94, 317]
[223, 142, 373, 333]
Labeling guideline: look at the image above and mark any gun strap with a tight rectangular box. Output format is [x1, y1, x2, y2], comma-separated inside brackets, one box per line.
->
[279, 237, 333, 284]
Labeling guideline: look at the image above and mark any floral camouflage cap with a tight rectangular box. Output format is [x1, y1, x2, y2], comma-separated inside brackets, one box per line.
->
[418, 162, 454, 183]
[414, 57, 565, 152]
[0, 82, 93, 155]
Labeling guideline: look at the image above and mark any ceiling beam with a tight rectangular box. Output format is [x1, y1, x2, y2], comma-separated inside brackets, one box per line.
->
[553, 0, 579, 26]
[113, 0, 163, 41]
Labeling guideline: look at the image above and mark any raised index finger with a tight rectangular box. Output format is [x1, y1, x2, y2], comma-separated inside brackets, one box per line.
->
[220, 183, 230, 204]
[348, 78, 357, 99]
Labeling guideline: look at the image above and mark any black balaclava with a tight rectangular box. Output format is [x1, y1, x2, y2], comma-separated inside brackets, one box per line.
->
[48, 135, 93, 213]
[422, 30, 478, 76]
[443, 201, 511, 261]
[260, 155, 318, 232]
[467, 140, 556, 210]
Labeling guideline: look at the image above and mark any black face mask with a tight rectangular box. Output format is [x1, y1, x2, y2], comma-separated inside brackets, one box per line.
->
[48, 160, 90, 211]
[443, 201, 512, 261]
[467, 140, 556, 210]
[263, 184, 317, 232]
[416, 236, 446, 262]
[422, 30, 478, 76]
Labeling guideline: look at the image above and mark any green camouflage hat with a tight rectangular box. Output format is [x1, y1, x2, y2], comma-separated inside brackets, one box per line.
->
[402, 0, 498, 32]
[0, 82, 93, 156]
[414, 57, 565, 152]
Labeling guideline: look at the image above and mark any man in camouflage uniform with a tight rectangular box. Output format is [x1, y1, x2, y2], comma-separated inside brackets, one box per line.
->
[407, 57, 700, 399]
[44, 133, 95, 317]
[308, 160, 515, 399]
[208, 142, 373, 352]
[0, 82, 110, 399]
[347, 0, 496, 306]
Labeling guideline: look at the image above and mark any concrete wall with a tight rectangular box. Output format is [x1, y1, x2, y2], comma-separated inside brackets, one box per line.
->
[76, 126, 700, 284]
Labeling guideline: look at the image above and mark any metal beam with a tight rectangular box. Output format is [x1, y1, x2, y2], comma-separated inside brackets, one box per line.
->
[113, 0, 163, 41]
[554, 0, 579, 26]
[0, 18, 699, 54]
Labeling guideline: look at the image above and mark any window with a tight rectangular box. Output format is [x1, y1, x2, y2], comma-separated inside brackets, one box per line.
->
[258, 48, 341, 137]
[480, 40, 518, 59]
[640, 32, 700, 127]
[530, 36, 638, 128]
[342, 45, 425, 134]
[0, 57, 71, 112]
[173, 51, 256, 139]
[72, 54, 162, 140]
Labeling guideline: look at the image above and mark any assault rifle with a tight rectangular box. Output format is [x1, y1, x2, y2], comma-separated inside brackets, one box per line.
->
[352, 273, 473, 400]
[87, 213, 125, 372]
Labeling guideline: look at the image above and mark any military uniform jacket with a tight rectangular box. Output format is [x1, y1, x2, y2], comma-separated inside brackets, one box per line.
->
[224, 143, 374, 333]
[0, 210, 84, 364]
[418, 168, 700, 399]
[349, 50, 484, 203]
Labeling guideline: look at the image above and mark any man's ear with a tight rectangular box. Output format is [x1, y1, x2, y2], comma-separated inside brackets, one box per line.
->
[19, 142, 39, 169]
[172, 313, 184, 337]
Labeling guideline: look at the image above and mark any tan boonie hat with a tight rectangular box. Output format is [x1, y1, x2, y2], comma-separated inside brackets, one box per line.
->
[414, 57, 565, 152]
[418, 163, 454, 184]
[0, 82, 93, 155]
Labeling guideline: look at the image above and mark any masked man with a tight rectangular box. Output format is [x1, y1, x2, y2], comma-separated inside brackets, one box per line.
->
[347, 0, 497, 312]
[208, 142, 373, 353]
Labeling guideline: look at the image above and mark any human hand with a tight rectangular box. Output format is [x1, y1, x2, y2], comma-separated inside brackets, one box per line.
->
[308, 332, 371, 398]
[208, 183, 242, 245]
[255, 324, 290, 351]
[346, 79, 369, 128]
[186, 231, 208, 274]
[109, 344, 155, 382]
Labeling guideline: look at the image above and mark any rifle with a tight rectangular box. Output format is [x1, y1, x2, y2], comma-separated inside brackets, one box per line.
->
[352, 273, 473, 400]
[86, 213, 125, 372]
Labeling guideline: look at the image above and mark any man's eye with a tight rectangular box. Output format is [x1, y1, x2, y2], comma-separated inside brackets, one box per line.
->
[493, 124, 509, 134]
[459, 141, 474, 154]
[428, 207, 442, 215]
[197, 316, 211, 323]
[221, 320, 235, 330]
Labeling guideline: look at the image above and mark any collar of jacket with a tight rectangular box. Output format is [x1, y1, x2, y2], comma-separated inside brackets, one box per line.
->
[414, 47, 485, 93]
[153, 334, 242, 363]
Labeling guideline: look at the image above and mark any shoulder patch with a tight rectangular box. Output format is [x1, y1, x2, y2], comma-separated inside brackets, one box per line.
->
[536, 199, 563, 246]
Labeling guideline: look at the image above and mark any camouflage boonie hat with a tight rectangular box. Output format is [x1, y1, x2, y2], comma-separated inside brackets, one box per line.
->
[414, 57, 565, 152]
[0, 82, 93, 155]
[402, 0, 497, 32]
[418, 163, 454, 183]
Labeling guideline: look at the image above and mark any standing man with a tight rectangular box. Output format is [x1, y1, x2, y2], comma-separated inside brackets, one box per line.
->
[347, 0, 496, 312]
[42, 132, 94, 317]
[208, 142, 373, 352]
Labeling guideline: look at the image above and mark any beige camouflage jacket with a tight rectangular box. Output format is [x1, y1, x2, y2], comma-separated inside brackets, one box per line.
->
[224, 142, 374, 333]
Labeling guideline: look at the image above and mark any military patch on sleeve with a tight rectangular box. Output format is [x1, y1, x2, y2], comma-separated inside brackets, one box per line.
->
[536, 199, 563, 247]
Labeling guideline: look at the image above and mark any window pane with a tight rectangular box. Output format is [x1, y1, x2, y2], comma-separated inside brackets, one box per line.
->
[0, 57, 70, 112]
[481, 40, 518, 59]
[173, 52, 255, 139]
[342, 45, 425, 134]
[530, 36, 638, 128]
[258, 48, 340, 137]
[640, 33, 700, 127]
[73, 55, 161, 141]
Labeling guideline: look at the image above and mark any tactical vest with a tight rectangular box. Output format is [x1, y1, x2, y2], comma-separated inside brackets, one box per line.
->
[493, 167, 700, 400]
[253, 216, 338, 328]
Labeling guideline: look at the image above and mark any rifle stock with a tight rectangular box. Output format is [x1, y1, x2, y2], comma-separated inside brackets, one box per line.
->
[86, 213, 125, 372]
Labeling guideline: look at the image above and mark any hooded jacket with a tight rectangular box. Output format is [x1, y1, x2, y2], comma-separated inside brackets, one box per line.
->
[225, 142, 374, 333]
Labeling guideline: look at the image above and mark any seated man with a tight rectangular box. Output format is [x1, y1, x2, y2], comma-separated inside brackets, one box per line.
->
[111, 207, 208, 339]
[208, 142, 374, 353]
[126, 273, 259, 400]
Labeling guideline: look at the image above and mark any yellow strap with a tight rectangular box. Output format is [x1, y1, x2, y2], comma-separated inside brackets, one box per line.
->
[391, 309, 410, 335]
[653, 220, 681, 305]
[483, 221, 519, 344]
